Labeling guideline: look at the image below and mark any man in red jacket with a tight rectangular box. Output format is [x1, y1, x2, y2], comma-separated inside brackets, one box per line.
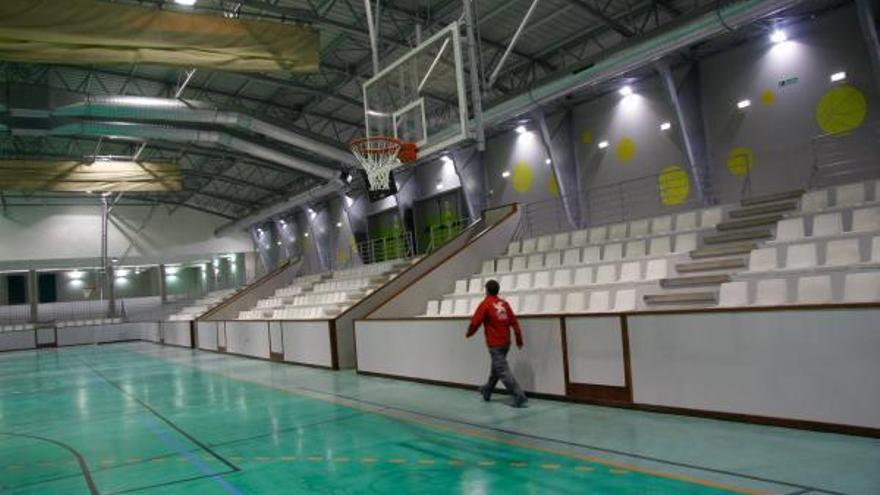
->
[466, 279, 528, 407]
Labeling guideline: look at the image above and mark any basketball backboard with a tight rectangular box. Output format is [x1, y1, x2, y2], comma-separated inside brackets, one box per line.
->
[363, 22, 469, 160]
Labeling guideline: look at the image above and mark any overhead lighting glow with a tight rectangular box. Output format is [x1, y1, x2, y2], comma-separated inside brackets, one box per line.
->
[175, 0, 197, 5]
[545, 158, 552, 165]
[770, 29, 787, 44]
[830, 71, 847, 82]
[115, 269, 130, 277]
[276, 241, 282, 246]
[436, 183, 444, 190]
[336, 222, 343, 228]
[304, 232, 310, 238]
[515, 125, 527, 135]
[660, 122, 672, 131]
[597, 140, 609, 149]
[366, 110, 389, 117]
[737, 99, 751, 109]
[68, 270, 84, 280]
[618, 85, 633, 97]
[441, 155, 454, 167]
[501, 170, 511, 179]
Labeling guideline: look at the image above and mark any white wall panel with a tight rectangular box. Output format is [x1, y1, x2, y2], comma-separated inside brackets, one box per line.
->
[36, 328, 56, 346]
[282, 321, 332, 367]
[224, 321, 270, 358]
[565, 316, 626, 386]
[356, 317, 565, 395]
[269, 321, 283, 354]
[628, 309, 880, 429]
[162, 321, 192, 347]
[0, 331, 35, 351]
[196, 321, 219, 350]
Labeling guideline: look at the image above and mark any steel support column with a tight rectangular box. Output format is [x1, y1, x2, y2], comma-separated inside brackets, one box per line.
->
[463, 0, 486, 151]
[856, 0, 880, 96]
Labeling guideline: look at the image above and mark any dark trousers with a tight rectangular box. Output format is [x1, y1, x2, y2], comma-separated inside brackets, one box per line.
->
[483, 346, 526, 402]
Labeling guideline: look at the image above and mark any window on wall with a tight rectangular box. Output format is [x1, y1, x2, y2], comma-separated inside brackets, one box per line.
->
[38, 273, 57, 303]
[366, 208, 408, 263]
[413, 190, 468, 252]
[6, 275, 27, 305]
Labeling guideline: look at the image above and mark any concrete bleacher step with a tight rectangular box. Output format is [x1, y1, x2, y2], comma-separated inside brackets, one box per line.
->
[716, 214, 784, 232]
[741, 189, 804, 207]
[676, 257, 747, 273]
[703, 228, 772, 245]
[690, 241, 757, 259]
[728, 200, 798, 219]
[660, 274, 731, 289]
[643, 291, 718, 306]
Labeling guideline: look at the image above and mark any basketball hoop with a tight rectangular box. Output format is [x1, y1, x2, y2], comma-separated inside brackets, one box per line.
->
[350, 136, 417, 191]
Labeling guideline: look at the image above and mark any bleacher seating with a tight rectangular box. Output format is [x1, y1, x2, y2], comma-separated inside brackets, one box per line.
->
[168, 288, 239, 321]
[237, 259, 413, 320]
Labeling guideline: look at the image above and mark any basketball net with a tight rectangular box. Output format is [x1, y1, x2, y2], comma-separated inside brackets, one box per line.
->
[350, 137, 417, 191]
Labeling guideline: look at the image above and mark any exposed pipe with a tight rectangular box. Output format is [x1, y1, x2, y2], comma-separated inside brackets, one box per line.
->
[49, 121, 339, 181]
[53, 97, 357, 166]
[214, 180, 344, 236]
[476, 0, 801, 129]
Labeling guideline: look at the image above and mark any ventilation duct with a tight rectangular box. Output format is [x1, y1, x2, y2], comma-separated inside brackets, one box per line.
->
[53, 97, 357, 166]
[50, 121, 339, 181]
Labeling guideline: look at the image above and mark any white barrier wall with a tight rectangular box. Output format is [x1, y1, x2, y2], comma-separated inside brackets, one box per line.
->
[161, 321, 192, 347]
[628, 309, 880, 430]
[356, 317, 566, 395]
[58, 323, 159, 346]
[565, 316, 626, 387]
[224, 321, 271, 359]
[196, 321, 219, 350]
[0, 330, 35, 351]
[281, 321, 333, 368]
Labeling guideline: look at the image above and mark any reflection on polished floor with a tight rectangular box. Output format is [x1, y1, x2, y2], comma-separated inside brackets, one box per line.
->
[0, 343, 877, 495]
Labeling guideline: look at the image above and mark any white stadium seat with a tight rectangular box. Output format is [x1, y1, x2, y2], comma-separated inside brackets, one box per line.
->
[843, 272, 880, 302]
[527, 253, 544, 269]
[812, 213, 843, 237]
[775, 218, 804, 242]
[595, 264, 617, 284]
[500, 274, 516, 291]
[543, 293, 563, 313]
[481, 260, 495, 275]
[613, 289, 637, 312]
[852, 207, 880, 233]
[468, 277, 483, 293]
[545, 251, 562, 268]
[608, 223, 627, 240]
[506, 295, 520, 312]
[453, 298, 470, 315]
[496, 258, 511, 273]
[755, 279, 788, 305]
[564, 292, 587, 313]
[604, 243, 623, 261]
[800, 190, 828, 212]
[507, 241, 521, 256]
[522, 294, 541, 314]
[836, 183, 866, 207]
[629, 219, 649, 237]
[521, 238, 538, 254]
[625, 240, 646, 258]
[425, 300, 439, 316]
[512, 256, 527, 271]
[553, 232, 571, 250]
[825, 239, 860, 266]
[571, 229, 589, 246]
[562, 248, 581, 266]
[589, 226, 607, 243]
[582, 246, 601, 263]
[588, 291, 611, 312]
[645, 259, 667, 280]
[454, 279, 468, 294]
[439, 299, 454, 315]
[676, 211, 698, 231]
[515, 273, 532, 291]
[719, 281, 749, 307]
[749, 248, 778, 271]
[873, 236, 880, 262]
[573, 267, 592, 286]
[648, 236, 672, 256]
[652, 215, 672, 234]
[796, 276, 832, 303]
[701, 207, 723, 228]
[674, 233, 698, 253]
[553, 268, 573, 286]
[619, 262, 642, 282]
[537, 235, 554, 252]
[533, 271, 551, 289]
[786, 243, 818, 269]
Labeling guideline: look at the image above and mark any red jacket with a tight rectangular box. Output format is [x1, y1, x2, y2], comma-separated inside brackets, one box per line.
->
[466, 295, 524, 348]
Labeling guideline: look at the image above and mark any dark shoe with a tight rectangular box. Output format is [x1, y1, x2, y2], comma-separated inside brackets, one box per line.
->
[512, 396, 528, 408]
[478, 385, 491, 402]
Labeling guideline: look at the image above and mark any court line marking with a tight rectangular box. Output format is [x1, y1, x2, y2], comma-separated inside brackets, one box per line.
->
[0, 431, 99, 495]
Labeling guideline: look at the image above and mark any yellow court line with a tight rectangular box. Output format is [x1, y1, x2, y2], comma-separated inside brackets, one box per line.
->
[145, 352, 774, 495]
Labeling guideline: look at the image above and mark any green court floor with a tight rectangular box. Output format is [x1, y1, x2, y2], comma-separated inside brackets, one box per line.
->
[1, 343, 877, 494]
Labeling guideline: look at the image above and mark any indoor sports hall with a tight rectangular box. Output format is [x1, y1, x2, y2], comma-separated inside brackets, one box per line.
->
[1, 0, 879, 494]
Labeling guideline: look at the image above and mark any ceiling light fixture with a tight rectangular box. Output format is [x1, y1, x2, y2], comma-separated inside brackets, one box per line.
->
[770, 29, 787, 44]
[660, 122, 672, 131]
[737, 99, 751, 109]
[830, 71, 847, 82]
[619, 85, 633, 97]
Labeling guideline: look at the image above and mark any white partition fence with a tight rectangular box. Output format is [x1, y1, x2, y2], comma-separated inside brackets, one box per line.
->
[194, 319, 336, 368]
[355, 305, 880, 436]
[0, 322, 161, 353]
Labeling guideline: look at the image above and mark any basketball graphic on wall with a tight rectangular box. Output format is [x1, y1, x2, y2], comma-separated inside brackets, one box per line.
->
[816, 84, 867, 134]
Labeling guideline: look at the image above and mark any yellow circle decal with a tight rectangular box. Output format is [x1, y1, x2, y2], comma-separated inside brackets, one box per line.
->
[760, 89, 775, 106]
[816, 84, 867, 134]
[726, 147, 754, 177]
[511, 161, 533, 193]
[581, 130, 593, 144]
[616, 137, 636, 162]
[658, 166, 690, 205]
[549, 172, 560, 197]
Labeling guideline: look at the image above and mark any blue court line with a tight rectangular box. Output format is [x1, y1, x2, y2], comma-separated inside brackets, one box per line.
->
[140, 415, 244, 495]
